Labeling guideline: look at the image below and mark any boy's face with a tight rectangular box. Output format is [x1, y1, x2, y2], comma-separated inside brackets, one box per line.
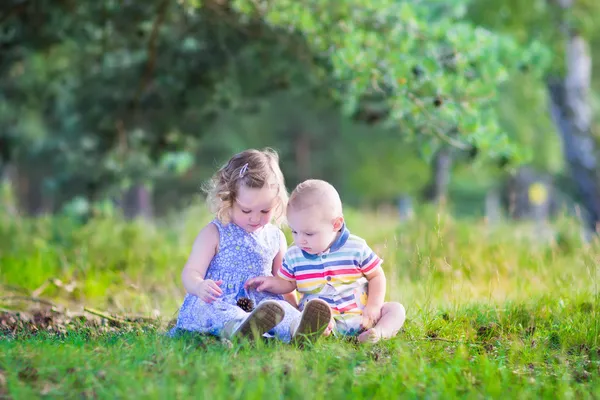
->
[231, 184, 278, 233]
[287, 207, 343, 255]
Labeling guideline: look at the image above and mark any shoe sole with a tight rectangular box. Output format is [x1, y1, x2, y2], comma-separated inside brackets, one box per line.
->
[233, 300, 285, 340]
[293, 299, 332, 346]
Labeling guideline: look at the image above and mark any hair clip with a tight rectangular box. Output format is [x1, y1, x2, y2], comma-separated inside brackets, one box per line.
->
[239, 163, 249, 178]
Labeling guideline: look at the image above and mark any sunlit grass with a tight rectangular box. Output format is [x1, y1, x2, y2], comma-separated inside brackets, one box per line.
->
[1, 205, 598, 316]
[1, 206, 599, 398]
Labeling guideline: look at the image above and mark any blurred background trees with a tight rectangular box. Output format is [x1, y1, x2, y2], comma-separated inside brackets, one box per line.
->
[1, 0, 599, 230]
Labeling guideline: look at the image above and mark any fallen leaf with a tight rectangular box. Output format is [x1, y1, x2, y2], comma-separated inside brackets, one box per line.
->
[18, 366, 38, 382]
[40, 382, 59, 396]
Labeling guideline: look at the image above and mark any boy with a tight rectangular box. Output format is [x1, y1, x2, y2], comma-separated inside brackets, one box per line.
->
[246, 179, 405, 343]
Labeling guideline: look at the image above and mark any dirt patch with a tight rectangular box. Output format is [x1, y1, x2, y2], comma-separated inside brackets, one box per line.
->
[1, 309, 97, 337]
[0, 307, 161, 338]
[0, 367, 7, 399]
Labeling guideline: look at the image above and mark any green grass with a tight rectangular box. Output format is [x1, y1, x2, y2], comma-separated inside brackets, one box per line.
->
[1, 302, 599, 399]
[1, 205, 600, 398]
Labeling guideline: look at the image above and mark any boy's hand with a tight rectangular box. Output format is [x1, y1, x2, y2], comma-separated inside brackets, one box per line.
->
[245, 277, 272, 292]
[361, 304, 382, 330]
[195, 279, 223, 303]
[323, 317, 335, 337]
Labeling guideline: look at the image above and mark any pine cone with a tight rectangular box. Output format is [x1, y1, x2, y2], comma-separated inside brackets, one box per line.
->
[236, 297, 255, 312]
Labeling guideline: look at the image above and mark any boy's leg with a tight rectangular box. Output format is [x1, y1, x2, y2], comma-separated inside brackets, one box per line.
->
[358, 302, 405, 343]
[223, 300, 285, 341]
[268, 300, 302, 343]
[292, 299, 332, 346]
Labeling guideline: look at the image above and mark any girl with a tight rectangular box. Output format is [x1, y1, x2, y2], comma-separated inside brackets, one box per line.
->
[170, 148, 330, 342]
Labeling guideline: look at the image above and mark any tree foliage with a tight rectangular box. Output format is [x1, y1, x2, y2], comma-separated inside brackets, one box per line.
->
[0, 0, 557, 212]
[230, 0, 550, 161]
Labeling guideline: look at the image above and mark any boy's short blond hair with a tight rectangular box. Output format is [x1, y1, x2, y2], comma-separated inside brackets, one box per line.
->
[288, 179, 343, 219]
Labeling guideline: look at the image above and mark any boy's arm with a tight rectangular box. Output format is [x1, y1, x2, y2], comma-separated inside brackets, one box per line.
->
[359, 243, 386, 328]
[245, 276, 296, 294]
[246, 230, 297, 297]
[361, 268, 386, 329]
[272, 232, 299, 307]
[365, 267, 386, 310]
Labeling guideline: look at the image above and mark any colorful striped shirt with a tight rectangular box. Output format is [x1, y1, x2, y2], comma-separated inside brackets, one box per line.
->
[278, 224, 383, 316]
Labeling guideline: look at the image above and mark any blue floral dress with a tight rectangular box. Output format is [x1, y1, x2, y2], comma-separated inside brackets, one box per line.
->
[169, 219, 301, 342]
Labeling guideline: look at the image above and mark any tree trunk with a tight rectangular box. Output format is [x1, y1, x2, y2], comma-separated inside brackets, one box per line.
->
[485, 188, 501, 225]
[396, 195, 414, 221]
[13, 164, 46, 216]
[294, 133, 311, 181]
[1, 163, 18, 216]
[122, 184, 154, 220]
[428, 147, 452, 205]
[15, 164, 55, 216]
[547, 34, 600, 233]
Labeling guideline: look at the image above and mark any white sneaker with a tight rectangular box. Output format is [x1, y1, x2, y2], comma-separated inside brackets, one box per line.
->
[292, 299, 332, 346]
[224, 300, 285, 341]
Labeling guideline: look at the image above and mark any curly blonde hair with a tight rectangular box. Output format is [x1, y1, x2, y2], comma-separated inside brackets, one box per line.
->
[204, 148, 288, 225]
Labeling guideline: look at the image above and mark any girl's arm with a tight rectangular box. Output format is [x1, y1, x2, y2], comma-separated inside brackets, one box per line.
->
[181, 223, 219, 297]
[272, 230, 299, 308]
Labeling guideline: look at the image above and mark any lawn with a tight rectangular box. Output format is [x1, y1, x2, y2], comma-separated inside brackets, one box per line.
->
[1, 206, 599, 399]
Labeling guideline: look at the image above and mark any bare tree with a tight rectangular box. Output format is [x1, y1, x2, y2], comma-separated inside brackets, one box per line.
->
[547, 1, 600, 234]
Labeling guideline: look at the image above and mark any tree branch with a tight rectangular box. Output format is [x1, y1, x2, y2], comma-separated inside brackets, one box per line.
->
[132, 0, 170, 114]
[0, 296, 57, 308]
[0, 1, 29, 25]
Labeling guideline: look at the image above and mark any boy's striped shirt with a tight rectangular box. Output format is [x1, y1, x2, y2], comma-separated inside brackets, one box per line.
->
[278, 224, 383, 315]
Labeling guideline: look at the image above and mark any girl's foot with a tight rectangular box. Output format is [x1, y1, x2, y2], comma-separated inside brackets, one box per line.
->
[292, 299, 332, 346]
[357, 327, 382, 343]
[226, 300, 285, 340]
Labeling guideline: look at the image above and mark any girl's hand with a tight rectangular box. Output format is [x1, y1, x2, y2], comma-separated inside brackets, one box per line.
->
[195, 279, 223, 303]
